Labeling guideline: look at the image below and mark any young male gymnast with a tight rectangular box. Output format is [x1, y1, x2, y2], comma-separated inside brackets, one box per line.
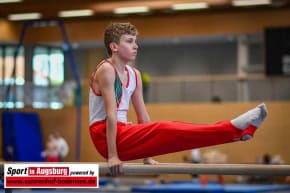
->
[89, 22, 268, 176]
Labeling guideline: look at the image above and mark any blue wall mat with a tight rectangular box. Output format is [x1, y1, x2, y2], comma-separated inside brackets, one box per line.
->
[2, 111, 44, 162]
[2, 111, 15, 161]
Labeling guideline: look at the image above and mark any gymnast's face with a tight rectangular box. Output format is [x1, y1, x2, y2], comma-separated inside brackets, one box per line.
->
[116, 34, 138, 62]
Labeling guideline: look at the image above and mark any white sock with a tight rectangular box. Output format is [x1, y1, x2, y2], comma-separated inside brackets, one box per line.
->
[230, 103, 268, 130]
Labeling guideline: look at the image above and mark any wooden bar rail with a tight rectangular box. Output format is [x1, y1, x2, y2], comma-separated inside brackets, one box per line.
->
[99, 163, 290, 176]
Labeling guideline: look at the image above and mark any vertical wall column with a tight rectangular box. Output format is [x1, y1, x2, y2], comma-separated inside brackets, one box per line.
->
[237, 35, 249, 102]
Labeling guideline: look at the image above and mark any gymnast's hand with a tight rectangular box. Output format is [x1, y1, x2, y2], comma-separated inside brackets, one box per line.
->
[143, 157, 159, 164]
[108, 156, 123, 176]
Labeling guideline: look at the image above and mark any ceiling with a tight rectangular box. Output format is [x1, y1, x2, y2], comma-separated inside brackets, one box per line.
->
[0, 0, 290, 22]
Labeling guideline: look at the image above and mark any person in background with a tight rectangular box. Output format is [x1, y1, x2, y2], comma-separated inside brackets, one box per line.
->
[191, 149, 201, 164]
[54, 131, 69, 162]
[42, 133, 60, 162]
[248, 153, 274, 184]
[6, 146, 14, 161]
[141, 71, 151, 103]
[191, 149, 201, 179]
[201, 150, 227, 186]
[182, 150, 201, 180]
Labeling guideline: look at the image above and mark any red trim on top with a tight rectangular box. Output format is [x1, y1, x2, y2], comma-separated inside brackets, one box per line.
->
[91, 87, 102, 96]
[105, 59, 115, 68]
[125, 66, 130, 88]
[99, 59, 107, 66]
[132, 67, 138, 89]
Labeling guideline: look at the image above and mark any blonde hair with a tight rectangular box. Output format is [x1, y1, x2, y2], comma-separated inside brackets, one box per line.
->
[104, 22, 138, 56]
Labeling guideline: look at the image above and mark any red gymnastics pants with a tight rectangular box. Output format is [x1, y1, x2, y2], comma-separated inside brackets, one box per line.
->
[46, 156, 59, 162]
[89, 120, 256, 161]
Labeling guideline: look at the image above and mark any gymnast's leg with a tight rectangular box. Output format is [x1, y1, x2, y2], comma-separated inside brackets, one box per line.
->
[90, 103, 267, 161]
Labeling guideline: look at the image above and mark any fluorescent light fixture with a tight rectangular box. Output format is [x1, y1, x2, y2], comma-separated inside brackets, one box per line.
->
[50, 102, 64, 109]
[114, 6, 149, 14]
[6, 102, 15, 108]
[58, 9, 94, 17]
[0, 0, 22, 3]
[8, 13, 42, 21]
[232, 0, 271, 6]
[172, 2, 209, 10]
[32, 102, 49, 109]
[15, 102, 24, 108]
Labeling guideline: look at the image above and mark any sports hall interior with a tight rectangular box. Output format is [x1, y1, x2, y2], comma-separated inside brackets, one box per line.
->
[1, 0, 290, 185]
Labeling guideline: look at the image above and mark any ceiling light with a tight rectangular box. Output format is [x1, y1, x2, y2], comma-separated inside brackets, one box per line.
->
[232, 0, 271, 6]
[8, 13, 42, 21]
[58, 9, 94, 18]
[0, 0, 22, 3]
[114, 6, 150, 14]
[172, 2, 209, 10]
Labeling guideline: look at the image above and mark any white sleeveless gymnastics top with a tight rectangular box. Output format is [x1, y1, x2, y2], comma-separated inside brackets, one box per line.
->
[89, 60, 137, 125]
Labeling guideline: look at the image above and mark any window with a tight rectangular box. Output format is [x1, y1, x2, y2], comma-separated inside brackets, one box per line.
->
[33, 47, 64, 86]
[0, 46, 24, 85]
[0, 45, 25, 108]
[32, 46, 64, 109]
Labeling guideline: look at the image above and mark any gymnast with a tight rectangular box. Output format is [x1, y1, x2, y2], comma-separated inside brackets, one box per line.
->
[89, 22, 268, 176]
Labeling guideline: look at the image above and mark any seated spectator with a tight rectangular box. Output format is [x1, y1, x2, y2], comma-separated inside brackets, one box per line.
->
[201, 150, 227, 186]
[248, 153, 274, 184]
[41, 133, 60, 162]
[54, 131, 69, 162]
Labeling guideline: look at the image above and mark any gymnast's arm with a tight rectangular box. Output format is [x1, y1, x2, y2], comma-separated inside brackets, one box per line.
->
[131, 69, 150, 123]
[96, 64, 123, 176]
[131, 69, 158, 164]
